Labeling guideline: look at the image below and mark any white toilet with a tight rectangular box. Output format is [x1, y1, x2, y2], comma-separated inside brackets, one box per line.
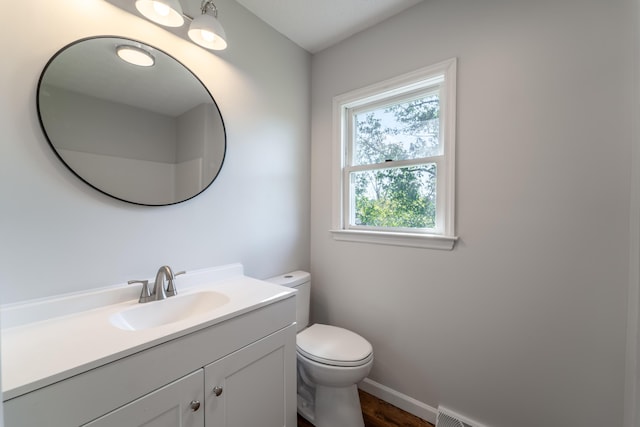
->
[267, 271, 373, 427]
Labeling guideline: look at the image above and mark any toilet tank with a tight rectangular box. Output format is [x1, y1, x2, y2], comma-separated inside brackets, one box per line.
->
[266, 271, 310, 332]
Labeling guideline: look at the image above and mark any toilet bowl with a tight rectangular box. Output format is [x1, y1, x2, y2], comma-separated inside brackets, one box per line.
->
[267, 272, 373, 427]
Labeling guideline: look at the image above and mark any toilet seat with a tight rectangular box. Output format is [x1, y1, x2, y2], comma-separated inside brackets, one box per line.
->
[297, 324, 373, 367]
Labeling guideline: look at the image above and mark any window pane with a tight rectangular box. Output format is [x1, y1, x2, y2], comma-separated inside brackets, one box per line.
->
[353, 93, 440, 166]
[350, 164, 437, 229]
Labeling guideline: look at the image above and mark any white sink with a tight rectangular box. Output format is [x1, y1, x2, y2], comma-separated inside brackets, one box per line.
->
[109, 291, 230, 331]
[2, 264, 297, 400]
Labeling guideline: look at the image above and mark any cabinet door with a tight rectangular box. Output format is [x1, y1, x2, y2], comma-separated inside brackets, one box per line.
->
[204, 325, 296, 427]
[83, 369, 204, 427]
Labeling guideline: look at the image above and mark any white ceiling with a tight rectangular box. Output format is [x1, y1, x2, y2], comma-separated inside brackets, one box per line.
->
[233, 0, 424, 53]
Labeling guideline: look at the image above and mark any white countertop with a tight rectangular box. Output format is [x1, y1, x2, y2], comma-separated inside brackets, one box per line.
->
[1, 264, 295, 400]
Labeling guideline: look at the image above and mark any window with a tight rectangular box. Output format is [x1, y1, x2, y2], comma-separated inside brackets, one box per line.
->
[331, 59, 457, 250]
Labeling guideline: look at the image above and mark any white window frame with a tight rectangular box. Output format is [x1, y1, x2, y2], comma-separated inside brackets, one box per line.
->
[331, 58, 458, 250]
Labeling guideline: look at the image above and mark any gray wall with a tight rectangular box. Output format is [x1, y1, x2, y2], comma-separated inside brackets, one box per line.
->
[40, 85, 178, 162]
[41, 85, 180, 203]
[310, 0, 633, 426]
[0, 0, 311, 303]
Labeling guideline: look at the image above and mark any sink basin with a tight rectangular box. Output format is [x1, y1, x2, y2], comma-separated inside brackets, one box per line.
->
[109, 291, 230, 331]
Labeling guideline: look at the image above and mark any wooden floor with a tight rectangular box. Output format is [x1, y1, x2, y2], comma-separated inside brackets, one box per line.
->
[297, 389, 434, 427]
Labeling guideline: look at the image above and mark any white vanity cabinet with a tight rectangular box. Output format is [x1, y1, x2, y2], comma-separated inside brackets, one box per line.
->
[80, 325, 296, 427]
[3, 294, 297, 427]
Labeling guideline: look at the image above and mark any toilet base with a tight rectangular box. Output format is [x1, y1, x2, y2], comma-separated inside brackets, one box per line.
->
[297, 389, 315, 423]
[312, 384, 364, 427]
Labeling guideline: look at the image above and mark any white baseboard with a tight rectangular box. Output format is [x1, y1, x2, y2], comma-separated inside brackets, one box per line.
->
[358, 377, 438, 425]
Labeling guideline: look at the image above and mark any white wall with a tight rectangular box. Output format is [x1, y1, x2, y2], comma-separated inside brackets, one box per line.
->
[310, 1, 634, 426]
[0, 0, 310, 303]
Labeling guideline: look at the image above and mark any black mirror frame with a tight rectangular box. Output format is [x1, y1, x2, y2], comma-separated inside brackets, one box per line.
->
[37, 35, 227, 206]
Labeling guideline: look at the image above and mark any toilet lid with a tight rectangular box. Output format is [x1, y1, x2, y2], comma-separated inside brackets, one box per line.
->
[296, 324, 373, 367]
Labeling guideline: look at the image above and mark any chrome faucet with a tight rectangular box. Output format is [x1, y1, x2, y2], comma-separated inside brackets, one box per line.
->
[128, 266, 186, 303]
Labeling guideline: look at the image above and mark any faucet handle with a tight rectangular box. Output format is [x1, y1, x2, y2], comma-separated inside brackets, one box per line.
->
[128, 279, 152, 303]
[166, 270, 186, 297]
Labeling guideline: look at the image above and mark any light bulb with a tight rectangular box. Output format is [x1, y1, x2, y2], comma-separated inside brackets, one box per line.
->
[201, 30, 216, 42]
[188, 11, 227, 50]
[152, 1, 170, 16]
[135, 0, 184, 27]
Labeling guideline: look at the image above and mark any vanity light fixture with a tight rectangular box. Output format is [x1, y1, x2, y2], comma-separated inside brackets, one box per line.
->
[135, 0, 185, 27]
[116, 45, 155, 67]
[188, 0, 227, 51]
[134, 0, 227, 51]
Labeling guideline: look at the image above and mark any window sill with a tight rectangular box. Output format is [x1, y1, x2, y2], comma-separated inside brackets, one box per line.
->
[330, 229, 458, 250]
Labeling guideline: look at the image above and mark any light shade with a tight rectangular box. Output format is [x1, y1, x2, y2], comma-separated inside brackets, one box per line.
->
[116, 45, 155, 67]
[135, 0, 184, 27]
[188, 13, 227, 50]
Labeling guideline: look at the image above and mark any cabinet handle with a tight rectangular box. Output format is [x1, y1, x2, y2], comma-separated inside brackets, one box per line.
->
[212, 386, 223, 397]
[190, 400, 201, 411]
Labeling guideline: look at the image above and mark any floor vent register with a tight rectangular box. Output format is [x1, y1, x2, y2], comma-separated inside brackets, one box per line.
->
[436, 406, 486, 427]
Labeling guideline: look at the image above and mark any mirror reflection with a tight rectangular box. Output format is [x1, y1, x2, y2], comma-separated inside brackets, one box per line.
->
[38, 36, 226, 206]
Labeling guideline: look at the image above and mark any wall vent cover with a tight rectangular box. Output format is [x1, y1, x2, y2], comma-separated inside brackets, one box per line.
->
[436, 406, 484, 427]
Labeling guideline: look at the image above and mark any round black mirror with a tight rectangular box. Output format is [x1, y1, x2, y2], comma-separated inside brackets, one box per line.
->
[37, 36, 226, 206]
